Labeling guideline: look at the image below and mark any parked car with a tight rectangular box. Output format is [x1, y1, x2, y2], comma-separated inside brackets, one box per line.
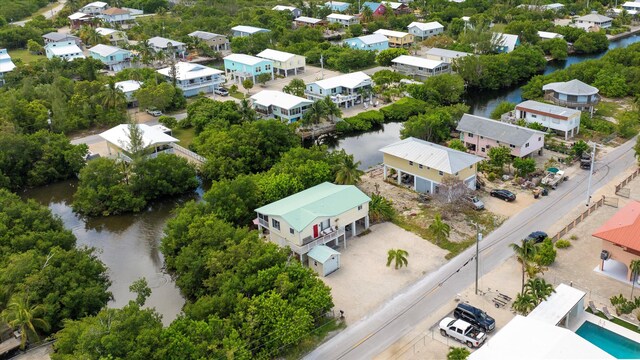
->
[465, 196, 485, 210]
[453, 303, 496, 332]
[214, 87, 229, 96]
[526, 231, 548, 244]
[439, 317, 487, 348]
[146, 108, 162, 117]
[490, 189, 516, 202]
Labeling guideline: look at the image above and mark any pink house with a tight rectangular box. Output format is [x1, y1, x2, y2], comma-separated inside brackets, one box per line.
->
[456, 114, 545, 158]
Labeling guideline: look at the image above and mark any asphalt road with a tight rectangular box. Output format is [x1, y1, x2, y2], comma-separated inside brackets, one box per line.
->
[11, 0, 67, 26]
[306, 136, 638, 360]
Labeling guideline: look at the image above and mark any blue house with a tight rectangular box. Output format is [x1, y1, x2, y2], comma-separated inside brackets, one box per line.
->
[88, 44, 132, 71]
[157, 62, 225, 97]
[343, 33, 389, 51]
[325, 1, 350, 12]
[223, 53, 274, 83]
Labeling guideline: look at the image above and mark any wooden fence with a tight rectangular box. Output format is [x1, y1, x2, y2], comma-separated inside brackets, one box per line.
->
[615, 167, 640, 196]
[551, 195, 606, 241]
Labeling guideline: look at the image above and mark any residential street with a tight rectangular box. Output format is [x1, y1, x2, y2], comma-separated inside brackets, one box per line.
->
[305, 136, 639, 360]
[11, 0, 67, 26]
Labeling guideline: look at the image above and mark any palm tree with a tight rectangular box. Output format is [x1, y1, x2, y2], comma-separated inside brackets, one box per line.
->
[510, 239, 539, 292]
[361, 5, 374, 23]
[386, 249, 409, 269]
[239, 99, 257, 122]
[447, 347, 471, 360]
[323, 96, 342, 123]
[99, 79, 127, 110]
[1, 296, 49, 350]
[630, 260, 640, 298]
[511, 292, 536, 315]
[428, 213, 450, 245]
[369, 193, 395, 223]
[334, 156, 364, 185]
[79, 26, 105, 46]
[524, 277, 555, 304]
[302, 100, 328, 126]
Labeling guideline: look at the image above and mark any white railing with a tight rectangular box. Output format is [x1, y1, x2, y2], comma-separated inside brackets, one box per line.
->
[170, 143, 207, 165]
[258, 218, 269, 227]
[291, 229, 345, 254]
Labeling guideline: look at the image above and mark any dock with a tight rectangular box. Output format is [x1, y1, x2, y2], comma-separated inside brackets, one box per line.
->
[298, 123, 337, 140]
[607, 25, 640, 41]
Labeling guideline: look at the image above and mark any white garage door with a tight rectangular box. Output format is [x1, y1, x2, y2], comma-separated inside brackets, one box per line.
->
[324, 255, 340, 276]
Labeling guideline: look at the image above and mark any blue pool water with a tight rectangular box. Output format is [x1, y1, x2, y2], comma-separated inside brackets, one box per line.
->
[576, 321, 640, 359]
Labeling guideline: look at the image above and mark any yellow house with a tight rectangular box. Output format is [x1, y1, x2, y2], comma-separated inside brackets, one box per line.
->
[96, 27, 128, 46]
[256, 48, 306, 77]
[373, 29, 414, 48]
[380, 137, 483, 194]
[255, 182, 370, 265]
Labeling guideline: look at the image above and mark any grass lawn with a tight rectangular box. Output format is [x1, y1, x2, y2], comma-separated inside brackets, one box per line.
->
[172, 127, 196, 148]
[595, 101, 619, 118]
[8, 49, 45, 65]
[586, 307, 640, 333]
[230, 91, 246, 100]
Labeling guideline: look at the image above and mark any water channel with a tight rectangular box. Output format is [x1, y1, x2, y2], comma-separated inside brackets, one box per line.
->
[22, 34, 640, 324]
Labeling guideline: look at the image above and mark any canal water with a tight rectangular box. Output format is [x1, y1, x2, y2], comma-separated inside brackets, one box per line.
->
[333, 35, 640, 170]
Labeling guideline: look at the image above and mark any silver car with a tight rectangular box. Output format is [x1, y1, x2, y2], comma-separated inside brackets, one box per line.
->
[466, 196, 485, 210]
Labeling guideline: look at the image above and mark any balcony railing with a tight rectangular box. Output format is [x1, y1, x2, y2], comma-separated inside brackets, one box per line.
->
[179, 79, 224, 90]
[544, 93, 600, 108]
[280, 228, 345, 255]
[258, 218, 269, 227]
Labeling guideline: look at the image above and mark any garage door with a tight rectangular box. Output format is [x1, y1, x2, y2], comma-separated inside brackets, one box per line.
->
[324, 255, 340, 276]
[415, 177, 432, 194]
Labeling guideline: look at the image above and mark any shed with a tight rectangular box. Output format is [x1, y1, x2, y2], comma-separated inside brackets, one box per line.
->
[308, 245, 341, 277]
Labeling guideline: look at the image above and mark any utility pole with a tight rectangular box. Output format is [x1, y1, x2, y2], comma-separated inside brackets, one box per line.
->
[475, 223, 482, 295]
[320, 53, 324, 79]
[586, 141, 597, 207]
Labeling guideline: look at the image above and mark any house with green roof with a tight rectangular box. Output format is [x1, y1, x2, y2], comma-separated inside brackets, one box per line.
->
[255, 182, 371, 266]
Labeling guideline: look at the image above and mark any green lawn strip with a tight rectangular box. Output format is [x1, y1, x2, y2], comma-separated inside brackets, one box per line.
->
[172, 127, 196, 148]
[587, 307, 640, 333]
[594, 101, 618, 118]
[284, 317, 346, 360]
[230, 91, 245, 100]
[8, 49, 45, 65]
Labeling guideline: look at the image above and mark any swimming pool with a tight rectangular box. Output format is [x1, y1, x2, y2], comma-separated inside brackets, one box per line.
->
[576, 321, 640, 359]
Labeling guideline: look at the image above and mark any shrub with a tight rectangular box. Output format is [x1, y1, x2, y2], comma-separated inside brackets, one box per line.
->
[534, 238, 557, 266]
[570, 235, 578, 240]
[337, 110, 384, 134]
[158, 115, 177, 129]
[379, 98, 429, 123]
[555, 239, 571, 249]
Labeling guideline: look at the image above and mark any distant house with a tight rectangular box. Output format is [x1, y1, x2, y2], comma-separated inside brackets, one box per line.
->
[407, 21, 444, 40]
[593, 201, 640, 281]
[294, 16, 325, 27]
[386, 2, 411, 14]
[343, 33, 389, 51]
[68, 12, 94, 30]
[231, 25, 271, 37]
[325, 1, 351, 12]
[514, 100, 582, 139]
[250, 90, 313, 123]
[223, 53, 274, 83]
[255, 182, 371, 262]
[188, 31, 229, 51]
[517, 3, 564, 11]
[424, 48, 471, 64]
[543, 79, 600, 113]
[81, 1, 109, 15]
[361, 2, 387, 16]
[537, 31, 564, 40]
[373, 29, 414, 48]
[114, 80, 142, 106]
[574, 13, 612, 31]
[380, 137, 483, 193]
[88, 44, 132, 71]
[256, 48, 305, 77]
[306, 71, 373, 108]
[327, 13, 359, 26]
[494, 33, 520, 53]
[95, 28, 128, 46]
[391, 55, 450, 79]
[0, 49, 16, 86]
[99, 7, 133, 26]
[157, 62, 225, 97]
[148, 36, 186, 57]
[44, 41, 85, 61]
[99, 124, 179, 162]
[622, 1, 640, 14]
[456, 114, 545, 158]
[42, 32, 81, 46]
[272, 5, 302, 18]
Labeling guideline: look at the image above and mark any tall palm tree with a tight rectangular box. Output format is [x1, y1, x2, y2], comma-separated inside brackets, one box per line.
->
[428, 213, 450, 245]
[302, 100, 328, 126]
[361, 5, 374, 23]
[511, 292, 536, 315]
[79, 26, 105, 46]
[510, 239, 539, 292]
[334, 156, 364, 185]
[99, 79, 127, 110]
[386, 249, 409, 269]
[323, 96, 342, 123]
[524, 277, 555, 304]
[1, 296, 49, 350]
[630, 260, 640, 298]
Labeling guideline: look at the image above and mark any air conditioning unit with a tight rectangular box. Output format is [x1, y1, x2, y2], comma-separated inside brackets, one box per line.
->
[600, 250, 610, 260]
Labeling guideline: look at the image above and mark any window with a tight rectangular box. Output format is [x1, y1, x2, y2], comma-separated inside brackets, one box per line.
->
[486, 145, 491, 149]
[409, 161, 413, 166]
[256, 66, 261, 72]
[272, 219, 280, 230]
[525, 143, 529, 148]
[481, 147, 485, 152]
[289, 228, 294, 234]
[480, 136, 484, 139]
[468, 133, 474, 138]
[438, 171, 443, 175]
[265, 65, 271, 70]
[531, 114, 537, 118]
[358, 205, 363, 210]
[538, 137, 541, 141]
[320, 219, 331, 231]
[419, 164, 423, 169]
[510, 144, 516, 148]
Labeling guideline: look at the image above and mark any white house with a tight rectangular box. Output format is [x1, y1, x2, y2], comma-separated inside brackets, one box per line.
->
[494, 33, 520, 53]
[622, 2, 640, 14]
[231, 25, 271, 37]
[81, 1, 108, 15]
[407, 21, 444, 40]
[100, 124, 179, 162]
[256, 48, 305, 77]
[42, 32, 81, 46]
[250, 90, 313, 123]
[327, 13, 359, 26]
[148, 36, 186, 57]
[305, 72, 373, 108]
[272, 5, 302, 18]
[114, 80, 142, 105]
[574, 13, 613, 30]
[0, 49, 16, 86]
[391, 55, 450, 79]
[157, 62, 224, 97]
[294, 16, 325, 27]
[44, 41, 85, 61]
[424, 48, 471, 64]
[95, 27, 128, 46]
[514, 100, 582, 139]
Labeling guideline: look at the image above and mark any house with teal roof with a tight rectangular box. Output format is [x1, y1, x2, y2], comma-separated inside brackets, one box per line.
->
[255, 182, 371, 265]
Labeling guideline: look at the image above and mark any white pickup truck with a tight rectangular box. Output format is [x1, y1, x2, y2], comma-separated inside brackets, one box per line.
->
[439, 317, 487, 348]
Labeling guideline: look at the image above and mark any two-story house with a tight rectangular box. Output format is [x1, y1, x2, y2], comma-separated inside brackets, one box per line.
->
[223, 53, 274, 83]
[157, 62, 225, 97]
[44, 41, 85, 61]
[343, 33, 389, 51]
[99, 7, 133, 27]
[306, 71, 373, 108]
[387, 2, 411, 14]
[542, 79, 600, 113]
[188, 31, 229, 51]
[325, 1, 350, 12]
[95, 28, 128, 46]
[373, 29, 414, 48]
[380, 137, 483, 194]
[361, 2, 387, 16]
[456, 114, 546, 158]
[514, 100, 582, 139]
[391, 55, 450, 79]
[255, 182, 371, 269]
[81, 1, 109, 15]
[100, 124, 179, 162]
[231, 25, 271, 37]
[424, 48, 471, 65]
[42, 32, 82, 47]
[88, 44, 132, 71]
[148, 36, 186, 57]
[327, 13, 359, 27]
[68, 12, 94, 30]
[114, 80, 142, 106]
[256, 49, 305, 77]
[272, 5, 303, 18]
[0, 49, 16, 86]
[407, 21, 444, 40]
[574, 13, 612, 31]
[250, 90, 313, 123]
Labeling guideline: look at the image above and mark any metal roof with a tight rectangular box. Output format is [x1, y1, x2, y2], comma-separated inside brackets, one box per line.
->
[327, 13, 356, 20]
[231, 25, 270, 34]
[576, 13, 613, 22]
[391, 55, 445, 70]
[255, 182, 371, 232]
[256, 48, 297, 62]
[308, 245, 341, 263]
[425, 47, 471, 59]
[380, 137, 483, 174]
[374, 28, 410, 38]
[295, 16, 323, 24]
[272, 5, 299, 11]
[45, 43, 85, 59]
[593, 201, 640, 252]
[346, 33, 388, 45]
[516, 100, 582, 119]
[528, 284, 585, 326]
[148, 36, 185, 49]
[99, 124, 178, 152]
[83, 1, 108, 8]
[224, 53, 271, 66]
[494, 33, 519, 52]
[95, 27, 119, 36]
[250, 90, 312, 110]
[188, 31, 224, 40]
[457, 114, 545, 147]
[114, 80, 142, 94]
[408, 21, 443, 31]
[542, 79, 599, 96]
[68, 12, 91, 20]
[310, 71, 371, 90]
[157, 62, 223, 81]
[43, 32, 78, 41]
[89, 44, 128, 57]
[537, 31, 563, 39]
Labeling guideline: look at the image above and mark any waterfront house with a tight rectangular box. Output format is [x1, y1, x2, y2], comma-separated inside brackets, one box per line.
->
[373, 29, 414, 48]
[494, 33, 520, 53]
[361, 2, 387, 16]
[593, 201, 640, 281]
[95, 28, 128, 46]
[272, 5, 303, 18]
[114, 80, 142, 106]
[231, 25, 271, 37]
[391, 55, 450, 79]
[424, 48, 471, 64]
[188, 31, 229, 51]
[100, 124, 179, 162]
[42, 32, 81, 46]
[543, 79, 600, 113]
[157, 62, 224, 97]
[99, 7, 133, 27]
[148, 36, 186, 57]
[81, 1, 108, 15]
[294, 16, 325, 27]
[44, 41, 85, 61]
[250, 90, 313, 123]
[380, 137, 483, 193]
[255, 182, 371, 265]
[574, 13, 612, 31]
[537, 31, 563, 40]
[306, 71, 373, 108]
[407, 21, 444, 40]
[0, 49, 16, 86]
[327, 13, 359, 26]
[622, 1, 640, 14]
[325, 1, 350, 12]
[514, 100, 582, 139]
[343, 33, 389, 51]
[223, 53, 274, 83]
[256, 49, 305, 77]
[456, 114, 545, 158]
[88, 44, 132, 71]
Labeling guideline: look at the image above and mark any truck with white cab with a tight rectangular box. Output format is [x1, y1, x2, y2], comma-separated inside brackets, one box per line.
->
[439, 317, 487, 348]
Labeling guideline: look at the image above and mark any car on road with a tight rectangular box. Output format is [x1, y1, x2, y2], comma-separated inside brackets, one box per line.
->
[214, 87, 229, 96]
[146, 108, 163, 117]
[439, 317, 487, 348]
[453, 303, 495, 332]
[526, 231, 548, 244]
[490, 189, 516, 202]
[465, 195, 485, 210]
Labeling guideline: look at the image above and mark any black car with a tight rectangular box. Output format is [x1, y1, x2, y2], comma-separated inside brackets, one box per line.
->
[490, 189, 516, 202]
[526, 231, 548, 244]
[453, 303, 496, 332]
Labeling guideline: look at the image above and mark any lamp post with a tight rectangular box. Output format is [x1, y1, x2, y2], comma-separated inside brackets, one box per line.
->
[474, 222, 482, 295]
